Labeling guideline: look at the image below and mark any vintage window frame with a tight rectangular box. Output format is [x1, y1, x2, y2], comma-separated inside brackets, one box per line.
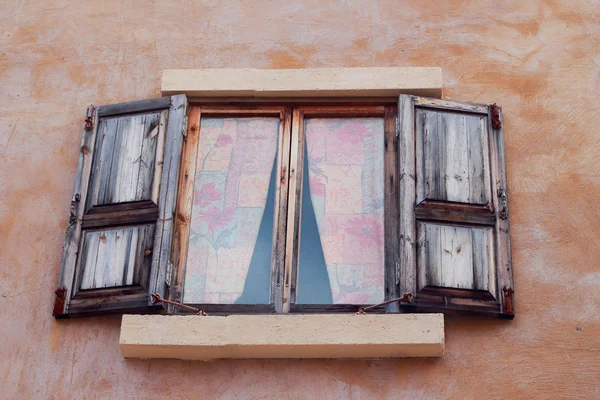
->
[169, 100, 400, 314]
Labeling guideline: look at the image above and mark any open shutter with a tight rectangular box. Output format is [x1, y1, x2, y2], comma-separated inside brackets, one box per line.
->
[398, 96, 514, 318]
[54, 95, 188, 317]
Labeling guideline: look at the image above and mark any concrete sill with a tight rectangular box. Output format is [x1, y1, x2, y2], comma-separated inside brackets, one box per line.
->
[161, 67, 443, 98]
[120, 314, 444, 360]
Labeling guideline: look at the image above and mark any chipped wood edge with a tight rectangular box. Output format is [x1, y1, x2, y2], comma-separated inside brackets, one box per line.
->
[284, 109, 304, 311]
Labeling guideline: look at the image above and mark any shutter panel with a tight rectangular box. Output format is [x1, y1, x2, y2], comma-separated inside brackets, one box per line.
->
[54, 95, 188, 317]
[398, 95, 514, 318]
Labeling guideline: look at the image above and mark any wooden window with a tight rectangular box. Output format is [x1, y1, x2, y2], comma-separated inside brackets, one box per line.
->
[169, 107, 291, 314]
[55, 95, 513, 318]
[398, 96, 514, 318]
[54, 95, 188, 317]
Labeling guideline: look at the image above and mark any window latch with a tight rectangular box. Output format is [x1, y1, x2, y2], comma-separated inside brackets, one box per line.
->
[356, 292, 413, 315]
[151, 293, 207, 316]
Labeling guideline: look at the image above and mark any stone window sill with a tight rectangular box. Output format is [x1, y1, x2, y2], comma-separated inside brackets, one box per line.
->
[119, 314, 444, 360]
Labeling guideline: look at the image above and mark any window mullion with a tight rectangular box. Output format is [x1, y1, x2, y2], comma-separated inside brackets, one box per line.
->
[384, 106, 401, 312]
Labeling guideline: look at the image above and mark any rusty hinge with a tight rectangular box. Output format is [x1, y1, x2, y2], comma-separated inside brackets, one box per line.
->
[501, 286, 514, 316]
[84, 105, 95, 131]
[491, 103, 501, 130]
[53, 286, 67, 317]
[69, 193, 80, 224]
[497, 188, 508, 220]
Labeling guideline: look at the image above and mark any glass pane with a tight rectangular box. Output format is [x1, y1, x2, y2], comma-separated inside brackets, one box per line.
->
[184, 117, 279, 304]
[297, 118, 385, 304]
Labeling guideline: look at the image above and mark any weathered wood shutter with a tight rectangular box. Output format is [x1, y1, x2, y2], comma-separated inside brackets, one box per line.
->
[398, 95, 514, 318]
[54, 95, 188, 317]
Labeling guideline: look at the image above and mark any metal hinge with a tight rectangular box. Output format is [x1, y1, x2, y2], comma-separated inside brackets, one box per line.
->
[52, 286, 67, 317]
[491, 103, 502, 130]
[84, 105, 95, 131]
[501, 286, 514, 316]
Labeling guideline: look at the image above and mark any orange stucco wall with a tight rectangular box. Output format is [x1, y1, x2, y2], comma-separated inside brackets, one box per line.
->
[1, 1, 599, 399]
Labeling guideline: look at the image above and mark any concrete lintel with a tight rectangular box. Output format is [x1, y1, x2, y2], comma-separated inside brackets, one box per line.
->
[161, 67, 443, 98]
[120, 314, 444, 360]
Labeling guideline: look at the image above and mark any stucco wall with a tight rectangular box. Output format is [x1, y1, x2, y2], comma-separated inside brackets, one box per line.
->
[1, 1, 599, 399]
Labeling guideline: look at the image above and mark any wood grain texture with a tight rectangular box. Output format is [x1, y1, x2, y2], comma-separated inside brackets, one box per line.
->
[416, 222, 494, 294]
[398, 95, 417, 296]
[55, 105, 99, 316]
[97, 96, 171, 117]
[86, 112, 162, 208]
[383, 106, 400, 312]
[149, 94, 188, 301]
[416, 108, 491, 206]
[270, 109, 292, 310]
[169, 106, 201, 310]
[487, 105, 514, 317]
[78, 224, 155, 290]
[284, 108, 304, 311]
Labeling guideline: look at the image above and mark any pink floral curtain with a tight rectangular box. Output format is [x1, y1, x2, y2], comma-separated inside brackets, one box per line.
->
[184, 118, 279, 304]
[304, 118, 385, 304]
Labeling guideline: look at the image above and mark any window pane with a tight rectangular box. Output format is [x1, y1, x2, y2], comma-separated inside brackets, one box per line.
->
[297, 118, 385, 304]
[184, 117, 279, 304]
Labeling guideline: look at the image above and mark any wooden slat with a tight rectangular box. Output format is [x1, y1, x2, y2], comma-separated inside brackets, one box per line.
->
[199, 106, 286, 115]
[417, 221, 495, 293]
[270, 109, 292, 309]
[86, 112, 162, 207]
[284, 109, 304, 311]
[78, 224, 155, 290]
[487, 105, 514, 317]
[383, 106, 400, 312]
[97, 96, 171, 117]
[295, 106, 386, 117]
[55, 106, 99, 317]
[416, 109, 490, 206]
[67, 292, 153, 316]
[415, 206, 496, 226]
[149, 94, 188, 301]
[169, 106, 201, 309]
[398, 95, 417, 296]
[82, 202, 159, 229]
[151, 110, 168, 204]
[414, 97, 489, 114]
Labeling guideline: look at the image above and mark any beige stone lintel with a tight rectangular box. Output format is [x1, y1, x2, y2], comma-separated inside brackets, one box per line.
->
[119, 314, 444, 360]
[161, 67, 443, 98]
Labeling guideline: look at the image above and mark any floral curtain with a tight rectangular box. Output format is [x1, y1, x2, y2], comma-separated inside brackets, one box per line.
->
[184, 117, 279, 304]
[304, 118, 385, 304]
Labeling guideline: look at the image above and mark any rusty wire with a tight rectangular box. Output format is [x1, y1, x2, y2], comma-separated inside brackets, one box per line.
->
[356, 292, 413, 315]
[151, 293, 207, 316]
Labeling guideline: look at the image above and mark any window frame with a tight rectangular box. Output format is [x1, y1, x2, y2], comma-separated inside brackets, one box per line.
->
[169, 100, 399, 314]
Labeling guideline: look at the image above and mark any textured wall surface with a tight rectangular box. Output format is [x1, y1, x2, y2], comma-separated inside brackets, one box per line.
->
[1, 1, 600, 399]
